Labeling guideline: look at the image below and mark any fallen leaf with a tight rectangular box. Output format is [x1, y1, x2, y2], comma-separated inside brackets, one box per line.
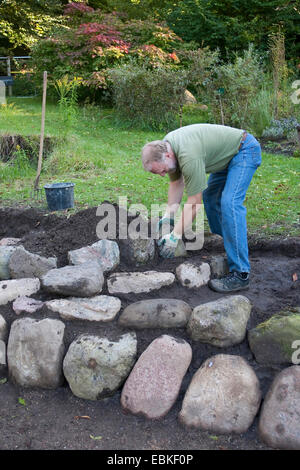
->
[292, 273, 298, 282]
[0, 378, 7, 384]
[74, 415, 91, 420]
[209, 435, 218, 440]
[18, 397, 26, 406]
[90, 435, 102, 440]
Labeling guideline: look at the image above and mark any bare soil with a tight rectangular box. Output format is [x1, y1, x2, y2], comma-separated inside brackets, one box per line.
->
[0, 205, 299, 451]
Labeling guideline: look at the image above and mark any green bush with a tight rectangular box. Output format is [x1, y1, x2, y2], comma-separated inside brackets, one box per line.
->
[206, 45, 265, 130]
[109, 65, 188, 130]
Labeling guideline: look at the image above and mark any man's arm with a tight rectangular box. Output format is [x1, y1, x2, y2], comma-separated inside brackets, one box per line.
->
[165, 176, 185, 217]
[173, 192, 202, 237]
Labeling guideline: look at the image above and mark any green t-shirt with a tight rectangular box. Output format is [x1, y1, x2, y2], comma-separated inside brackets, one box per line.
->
[164, 124, 244, 196]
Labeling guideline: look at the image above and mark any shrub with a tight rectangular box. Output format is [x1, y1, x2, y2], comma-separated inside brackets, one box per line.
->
[206, 45, 265, 129]
[262, 117, 299, 140]
[109, 65, 188, 130]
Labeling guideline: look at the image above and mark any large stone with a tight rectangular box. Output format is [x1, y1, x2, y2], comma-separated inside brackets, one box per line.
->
[0, 314, 7, 341]
[107, 271, 175, 294]
[121, 335, 192, 419]
[119, 237, 156, 265]
[176, 262, 211, 288]
[0, 246, 18, 280]
[12, 296, 44, 315]
[7, 317, 65, 388]
[118, 299, 192, 329]
[68, 239, 120, 273]
[0, 278, 40, 305]
[9, 246, 57, 279]
[179, 354, 261, 434]
[258, 366, 300, 450]
[46, 295, 121, 322]
[209, 255, 229, 278]
[248, 307, 300, 364]
[187, 295, 252, 347]
[0, 340, 6, 366]
[0, 238, 22, 246]
[63, 332, 137, 400]
[41, 262, 104, 297]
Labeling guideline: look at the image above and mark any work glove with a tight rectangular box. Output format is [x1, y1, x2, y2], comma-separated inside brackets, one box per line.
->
[156, 216, 175, 238]
[157, 230, 181, 258]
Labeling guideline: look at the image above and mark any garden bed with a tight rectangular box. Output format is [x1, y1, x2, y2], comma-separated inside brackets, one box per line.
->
[0, 204, 299, 451]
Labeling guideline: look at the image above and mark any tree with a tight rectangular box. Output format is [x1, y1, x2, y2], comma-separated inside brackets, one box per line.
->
[166, 0, 300, 60]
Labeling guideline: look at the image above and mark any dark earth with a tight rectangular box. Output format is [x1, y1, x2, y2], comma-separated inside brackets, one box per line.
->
[0, 204, 299, 452]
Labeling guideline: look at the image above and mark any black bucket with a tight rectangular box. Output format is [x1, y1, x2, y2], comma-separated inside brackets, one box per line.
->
[44, 182, 75, 211]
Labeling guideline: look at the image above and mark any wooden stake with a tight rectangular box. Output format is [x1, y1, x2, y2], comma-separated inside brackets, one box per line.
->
[34, 71, 47, 190]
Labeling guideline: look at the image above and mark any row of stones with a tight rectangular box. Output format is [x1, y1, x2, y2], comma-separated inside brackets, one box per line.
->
[1, 317, 299, 450]
[1, 270, 299, 367]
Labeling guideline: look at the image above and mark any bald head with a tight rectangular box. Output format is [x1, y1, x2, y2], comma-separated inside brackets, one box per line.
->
[141, 140, 168, 171]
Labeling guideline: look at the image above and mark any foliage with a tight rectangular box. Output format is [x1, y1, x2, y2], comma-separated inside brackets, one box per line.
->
[206, 45, 265, 130]
[262, 117, 299, 140]
[109, 65, 188, 130]
[53, 75, 82, 135]
[166, 0, 300, 61]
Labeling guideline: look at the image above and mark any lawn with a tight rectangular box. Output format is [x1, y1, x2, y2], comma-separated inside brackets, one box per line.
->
[0, 97, 299, 238]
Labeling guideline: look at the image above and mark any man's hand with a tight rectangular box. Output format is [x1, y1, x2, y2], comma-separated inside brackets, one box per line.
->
[157, 231, 181, 258]
[156, 216, 175, 238]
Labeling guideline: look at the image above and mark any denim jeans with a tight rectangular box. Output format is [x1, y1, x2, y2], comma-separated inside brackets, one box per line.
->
[202, 133, 262, 273]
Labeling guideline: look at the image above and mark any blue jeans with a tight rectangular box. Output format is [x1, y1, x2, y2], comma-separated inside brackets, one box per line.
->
[202, 133, 262, 273]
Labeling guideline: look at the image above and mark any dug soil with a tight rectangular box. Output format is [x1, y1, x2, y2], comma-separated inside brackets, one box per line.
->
[0, 204, 299, 451]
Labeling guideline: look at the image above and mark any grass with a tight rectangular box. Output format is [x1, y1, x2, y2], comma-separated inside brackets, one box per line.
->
[0, 97, 299, 238]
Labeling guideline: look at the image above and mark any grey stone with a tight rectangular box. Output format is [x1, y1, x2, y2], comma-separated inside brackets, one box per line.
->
[41, 262, 104, 297]
[179, 354, 261, 434]
[0, 238, 22, 246]
[68, 239, 120, 273]
[0, 246, 18, 280]
[209, 255, 229, 278]
[121, 334, 192, 419]
[258, 365, 300, 450]
[0, 340, 6, 366]
[12, 296, 44, 315]
[7, 317, 65, 388]
[63, 332, 137, 400]
[46, 295, 121, 322]
[248, 307, 300, 364]
[176, 262, 211, 288]
[0, 315, 7, 341]
[9, 246, 57, 279]
[118, 299, 192, 329]
[119, 237, 156, 265]
[0, 278, 40, 305]
[107, 271, 175, 294]
[187, 295, 252, 347]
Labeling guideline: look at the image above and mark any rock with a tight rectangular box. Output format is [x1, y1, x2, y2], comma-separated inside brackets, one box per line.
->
[0, 238, 22, 246]
[8, 246, 57, 279]
[121, 335, 192, 419]
[187, 295, 251, 347]
[119, 237, 155, 265]
[63, 332, 137, 400]
[0, 246, 18, 280]
[176, 262, 211, 288]
[0, 340, 6, 366]
[12, 296, 44, 315]
[7, 317, 65, 388]
[248, 307, 300, 364]
[184, 90, 197, 104]
[46, 295, 121, 322]
[0, 278, 40, 306]
[118, 299, 192, 329]
[258, 365, 300, 450]
[0, 314, 7, 340]
[107, 271, 175, 294]
[68, 239, 120, 273]
[209, 255, 229, 278]
[41, 262, 104, 297]
[179, 354, 261, 434]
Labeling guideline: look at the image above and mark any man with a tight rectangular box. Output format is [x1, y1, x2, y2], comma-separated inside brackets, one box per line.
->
[141, 123, 262, 293]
